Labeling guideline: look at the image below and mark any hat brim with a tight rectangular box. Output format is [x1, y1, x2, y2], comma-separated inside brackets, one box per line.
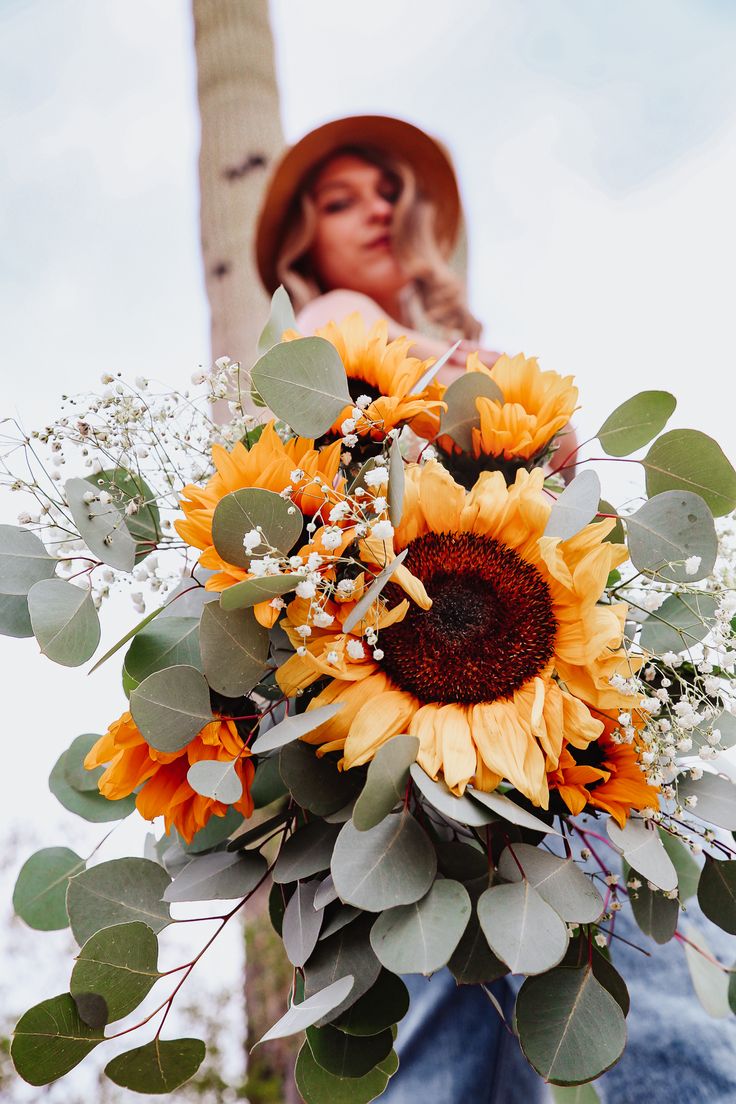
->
[255, 114, 461, 295]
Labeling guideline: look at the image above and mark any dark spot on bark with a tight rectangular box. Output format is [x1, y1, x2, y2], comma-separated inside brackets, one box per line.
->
[223, 153, 268, 181]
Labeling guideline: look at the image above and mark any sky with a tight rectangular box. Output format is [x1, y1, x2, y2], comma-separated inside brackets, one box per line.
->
[1, 0, 736, 1096]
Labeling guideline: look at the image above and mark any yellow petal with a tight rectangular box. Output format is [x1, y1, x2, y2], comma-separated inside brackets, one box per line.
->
[342, 690, 418, 768]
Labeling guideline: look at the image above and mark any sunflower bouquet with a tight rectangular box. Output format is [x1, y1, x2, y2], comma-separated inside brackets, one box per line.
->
[3, 291, 736, 1101]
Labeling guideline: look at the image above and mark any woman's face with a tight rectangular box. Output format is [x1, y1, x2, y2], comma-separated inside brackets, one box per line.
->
[307, 154, 409, 302]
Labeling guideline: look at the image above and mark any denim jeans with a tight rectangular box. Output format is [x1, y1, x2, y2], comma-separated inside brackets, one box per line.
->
[379, 882, 736, 1103]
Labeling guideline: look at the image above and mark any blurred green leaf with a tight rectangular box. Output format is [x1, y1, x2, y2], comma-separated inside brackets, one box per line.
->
[596, 390, 676, 456]
[13, 847, 85, 930]
[28, 578, 100, 666]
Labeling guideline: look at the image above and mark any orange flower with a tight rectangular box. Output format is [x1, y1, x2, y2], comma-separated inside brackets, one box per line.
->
[175, 421, 343, 627]
[84, 712, 255, 843]
[547, 721, 659, 828]
[284, 314, 444, 441]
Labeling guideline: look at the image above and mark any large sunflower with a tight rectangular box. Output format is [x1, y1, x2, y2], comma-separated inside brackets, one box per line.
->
[277, 462, 638, 809]
[84, 711, 255, 843]
[175, 422, 343, 626]
[547, 719, 659, 828]
[284, 313, 444, 442]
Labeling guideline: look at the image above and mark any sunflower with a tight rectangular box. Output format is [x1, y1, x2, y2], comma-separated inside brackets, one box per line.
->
[437, 352, 578, 485]
[84, 711, 255, 843]
[175, 421, 343, 627]
[277, 461, 639, 809]
[547, 720, 659, 828]
[283, 313, 444, 442]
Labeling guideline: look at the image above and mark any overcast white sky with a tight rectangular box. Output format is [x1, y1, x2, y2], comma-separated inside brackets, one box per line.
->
[1, 0, 736, 1094]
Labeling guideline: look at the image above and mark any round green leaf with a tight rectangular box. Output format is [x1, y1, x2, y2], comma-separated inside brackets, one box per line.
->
[71, 921, 159, 1025]
[639, 592, 718, 654]
[352, 735, 418, 830]
[625, 491, 718, 583]
[544, 471, 601, 541]
[658, 829, 700, 900]
[130, 664, 212, 752]
[212, 486, 303, 568]
[282, 879, 324, 968]
[85, 468, 160, 559]
[164, 850, 266, 903]
[410, 764, 494, 827]
[273, 822, 340, 884]
[448, 891, 508, 986]
[607, 817, 677, 892]
[199, 602, 268, 697]
[124, 616, 202, 683]
[105, 1038, 206, 1094]
[0, 524, 56, 594]
[598, 499, 625, 545]
[516, 966, 627, 1084]
[49, 747, 136, 823]
[11, 993, 103, 1086]
[331, 812, 438, 912]
[13, 847, 85, 930]
[66, 858, 171, 945]
[250, 336, 352, 437]
[304, 915, 382, 1024]
[279, 740, 361, 816]
[467, 786, 560, 834]
[435, 840, 488, 881]
[252, 702, 345, 756]
[258, 284, 297, 355]
[697, 856, 736, 934]
[307, 1022, 393, 1079]
[219, 573, 302, 611]
[0, 591, 33, 637]
[295, 1041, 397, 1104]
[477, 881, 569, 974]
[642, 429, 736, 517]
[596, 390, 677, 456]
[497, 843, 604, 924]
[332, 970, 410, 1036]
[439, 372, 504, 451]
[370, 878, 471, 974]
[66, 476, 137, 571]
[682, 922, 731, 1018]
[28, 578, 100, 666]
[62, 733, 105, 792]
[677, 773, 736, 830]
[626, 864, 678, 944]
[250, 754, 289, 808]
[186, 758, 242, 804]
[260, 975, 356, 1043]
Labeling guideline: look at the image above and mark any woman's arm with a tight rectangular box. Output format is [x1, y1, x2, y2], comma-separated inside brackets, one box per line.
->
[295, 289, 500, 385]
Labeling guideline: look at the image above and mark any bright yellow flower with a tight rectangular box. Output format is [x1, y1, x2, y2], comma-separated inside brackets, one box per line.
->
[284, 313, 444, 441]
[277, 462, 638, 809]
[85, 712, 255, 843]
[175, 422, 343, 627]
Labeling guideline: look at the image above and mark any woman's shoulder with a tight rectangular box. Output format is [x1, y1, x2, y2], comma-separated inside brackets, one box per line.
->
[295, 289, 386, 334]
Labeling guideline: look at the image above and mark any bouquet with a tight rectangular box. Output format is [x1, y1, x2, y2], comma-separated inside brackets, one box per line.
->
[3, 291, 736, 1101]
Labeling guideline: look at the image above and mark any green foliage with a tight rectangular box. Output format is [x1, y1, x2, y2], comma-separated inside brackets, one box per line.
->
[105, 1038, 206, 1093]
[85, 467, 161, 560]
[258, 976, 355, 1043]
[71, 922, 160, 1025]
[658, 830, 700, 900]
[607, 816, 677, 892]
[164, 851, 267, 903]
[677, 773, 736, 831]
[544, 470, 601, 540]
[282, 879, 324, 967]
[0, 524, 56, 595]
[478, 881, 569, 974]
[331, 813, 437, 912]
[187, 758, 243, 804]
[306, 1021, 393, 1078]
[11, 993, 103, 1085]
[49, 740, 136, 822]
[370, 879, 471, 974]
[130, 663, 212, 751]
[272, 822, 340, 884]
[124, 615, 202, 682]
[0, 591, 33, 637]
[626, 866, 679, 944]
[28, 577, 100, 665]
[295, 1040, 397, 1103]
[639, 592, 718, 654]
[387, 435, 404, 527]
[212, 487, 303, 568]
[352, 735, 418, 830]
[199, 601, 268, 697]
[409, 763, 494, 827]
[625, 491, 717, 584]
[342, 550, 408, 635]
[250, 336, 351, 438]
[13, 847, 85, 930]
[65, 475, 137, 571]
[279, 741, 361, 816]
[642, 429, 736, 516]
[697, 856, 736, 934]
[66, 857, 171, 945]
[439, 372, 504, 451]
[596, 390, 676, 456]
[497, 843, 604, 924]
[220, 573, 301, 611]
[252, 702, 345, 756]
[304, 916, 382, 1024]
[332, 970, 410, 1036]
[258, 285, 297, 355]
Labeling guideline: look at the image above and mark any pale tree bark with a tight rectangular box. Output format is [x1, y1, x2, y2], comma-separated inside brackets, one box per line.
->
[193, 5, 299, 1101]
[194, 0, 284, 417]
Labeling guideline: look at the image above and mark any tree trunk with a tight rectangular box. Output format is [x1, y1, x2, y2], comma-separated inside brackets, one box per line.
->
[192, 5, 299, 1100]
[193, 0, 284, 416]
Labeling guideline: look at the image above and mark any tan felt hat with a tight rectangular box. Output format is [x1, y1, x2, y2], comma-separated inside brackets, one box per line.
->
[255, 114, 461, 295]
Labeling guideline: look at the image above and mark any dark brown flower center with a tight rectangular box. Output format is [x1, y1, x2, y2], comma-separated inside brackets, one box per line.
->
[378, 531, 557, 704]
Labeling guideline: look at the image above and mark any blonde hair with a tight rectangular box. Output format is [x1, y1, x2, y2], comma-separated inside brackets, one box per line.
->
[274, 146, 482, 342]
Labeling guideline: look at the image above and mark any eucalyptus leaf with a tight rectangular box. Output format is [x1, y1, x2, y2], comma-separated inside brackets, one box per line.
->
[28, 578, 100, 666]
[49, 746, 136, 823]
[596, 390, 677, 456]
[682, 922, 731, 1018]
[62, 733, 105, 792]
[124, 616, 201, 683]
[477, 881, 569, 974]
[279, 740, 360, 816]
[627, 871, 678, 944]
[409, 338, 461, 394]
[552, 1085, 602, 1104]
[13, 847, 85, 931]
[658, 829, 700, 900]
[258, 285, 297, 354]
[228, 809, 291, 852]
[85, 468, 161, 559]
[639, 592, 718, 654]
[342, 550, 408, 635]
[66, 858, 171, 945]
[71, 921, 160, 1025]
[306, 1022, 393, 1079]
[11, 993, 103, 1086]
[691, 710, 736, 754]
[642, 429, 736, 517]
[0, 591, 33, 637]
[352, 735, 418, 830]
[516, 966, 627, 1084]
[105, 1038, 206, 1093]
[251, 702, 345, 755]
[544, 471, 602, 541]
[697, 856, 736, 934]
[164, 851, 266, 903]
[448, 886, 509, 986]
[332, 970, 410, 1036]
[677, 773, 736, 831]
[410, 764, 494, 827]
[607, 816, 677, 892]
[186, 759, 243, 804]
[304, 915, 382, 1023]
[370, 879, 471, 974]
[388, 435, 405, 527]
[88, 602, 168, 674]
[625, 491, 718, 584]
[467, 786, 560, 834]
[66, 476, 137, 571]
[199, 601, 268, 697]
[212, 486, 303, 568]
[0, 524, 56, 594]
[219, 573, 302, 612]
[332, 812, 437, 911]
[319, 903, 362, 941]
[598, 499, 625, 545]
[497, 843, 604, 924]
[439, 372, 504, 451]
[313, 874, 338, 910]
[273, 822, 340, 884]
[282, 879, 324, 967]
[258, 975, 355, 1043]
[295, 1039, 396, 1104]
[130, 664, 212, 752]
[251, 336, 351, 437]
